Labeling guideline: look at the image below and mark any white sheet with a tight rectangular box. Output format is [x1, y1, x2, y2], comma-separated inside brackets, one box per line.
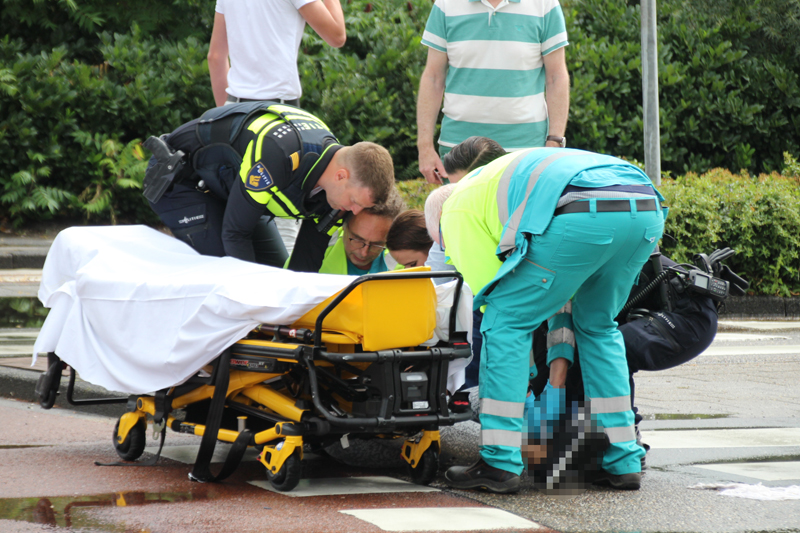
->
[33, 226, 471, 394]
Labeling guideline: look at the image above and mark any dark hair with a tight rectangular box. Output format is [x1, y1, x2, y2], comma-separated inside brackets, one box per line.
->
[443, 136, 506, 175]
[386, 209, 433, 253]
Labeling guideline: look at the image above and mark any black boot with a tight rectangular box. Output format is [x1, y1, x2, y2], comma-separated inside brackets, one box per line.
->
[445, 459, 521, 494]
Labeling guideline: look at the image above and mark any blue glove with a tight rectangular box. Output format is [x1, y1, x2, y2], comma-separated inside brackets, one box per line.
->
[523, 381, 566, 441]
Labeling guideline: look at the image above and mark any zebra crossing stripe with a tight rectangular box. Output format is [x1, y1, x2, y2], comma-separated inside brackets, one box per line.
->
[340, 507, 543, 531]
[643, 427, 800, 449]
[696, 461, 800, 481]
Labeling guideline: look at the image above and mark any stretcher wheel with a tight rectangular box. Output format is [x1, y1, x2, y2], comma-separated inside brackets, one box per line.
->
[113, 418, 146, 461]
[266, 450, 302, 492]
[408, 448, 439, 485]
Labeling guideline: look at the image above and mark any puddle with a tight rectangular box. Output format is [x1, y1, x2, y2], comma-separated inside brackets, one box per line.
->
[0, 488, 219, 531]
[644, 413, 731, 420]
[0, 298, 48, 328]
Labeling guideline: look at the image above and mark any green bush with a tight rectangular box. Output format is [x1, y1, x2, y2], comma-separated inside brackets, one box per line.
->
[0, 26, 213, 227]
[565, 0, 800, 175]
[299, 0, 429, 181]
[659, 170, 800, 296]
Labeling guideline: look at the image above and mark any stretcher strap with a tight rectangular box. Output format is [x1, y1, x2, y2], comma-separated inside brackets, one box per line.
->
[189, 348, 253, 483]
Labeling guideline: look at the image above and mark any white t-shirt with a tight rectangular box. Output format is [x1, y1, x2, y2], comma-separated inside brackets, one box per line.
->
[216, 0, 316, 100]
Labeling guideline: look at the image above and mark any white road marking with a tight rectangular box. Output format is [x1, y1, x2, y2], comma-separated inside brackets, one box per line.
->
[250, 476, 439, 497]
[695, 461, 800, 481]
[340, 507, 542, 531]
[643, 427, 800, 449]
[713, 333, 789, 342]
[699, 345, 800, 357]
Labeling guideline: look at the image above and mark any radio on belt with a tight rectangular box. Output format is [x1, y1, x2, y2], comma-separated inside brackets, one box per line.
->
[687, 270, 729, 300]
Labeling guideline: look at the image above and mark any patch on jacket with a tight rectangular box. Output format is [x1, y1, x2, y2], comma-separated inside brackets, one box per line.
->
[245, 162, 273, 191]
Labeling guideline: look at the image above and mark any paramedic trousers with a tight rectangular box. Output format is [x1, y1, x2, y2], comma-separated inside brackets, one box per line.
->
[478, 205, 664, 475]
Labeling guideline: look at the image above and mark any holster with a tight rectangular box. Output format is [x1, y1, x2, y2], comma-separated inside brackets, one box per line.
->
[142, 135, 186, 203]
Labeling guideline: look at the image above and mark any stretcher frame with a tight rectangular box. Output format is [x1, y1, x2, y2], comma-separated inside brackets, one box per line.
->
[36, 270, 473, 490]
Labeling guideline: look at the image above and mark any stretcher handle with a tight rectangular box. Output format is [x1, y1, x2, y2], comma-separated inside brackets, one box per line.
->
[311, 271, 465, 348]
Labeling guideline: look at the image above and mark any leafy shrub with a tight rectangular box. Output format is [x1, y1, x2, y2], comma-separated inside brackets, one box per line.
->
[565, 0, 800, 175]
[299, 0, 429, 181]
[660, 170, 800, 296]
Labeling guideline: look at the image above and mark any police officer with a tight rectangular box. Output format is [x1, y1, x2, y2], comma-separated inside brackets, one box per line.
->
[426, 147, 666, 493]
[144, 102, 395, 271]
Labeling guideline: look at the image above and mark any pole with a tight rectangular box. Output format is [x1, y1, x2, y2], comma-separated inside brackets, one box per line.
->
[641, 0, 661, 185]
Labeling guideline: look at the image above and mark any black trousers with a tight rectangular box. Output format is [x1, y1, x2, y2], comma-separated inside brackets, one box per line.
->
[149, 181, 288, 268]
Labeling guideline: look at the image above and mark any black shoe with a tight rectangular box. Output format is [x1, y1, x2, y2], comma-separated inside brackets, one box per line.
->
[445, 459, 521, 494]
[593, 470, 641, 490]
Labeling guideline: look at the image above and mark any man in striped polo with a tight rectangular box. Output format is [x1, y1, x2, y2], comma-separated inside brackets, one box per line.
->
[416, 0, 570, 185]
[425, 147, 666, 492]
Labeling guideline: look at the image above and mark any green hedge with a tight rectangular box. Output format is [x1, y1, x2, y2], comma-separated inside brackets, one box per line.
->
[659, 163, 800, 297]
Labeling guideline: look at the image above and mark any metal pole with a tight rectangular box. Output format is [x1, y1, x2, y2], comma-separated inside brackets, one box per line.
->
[641, 0, 661, 185]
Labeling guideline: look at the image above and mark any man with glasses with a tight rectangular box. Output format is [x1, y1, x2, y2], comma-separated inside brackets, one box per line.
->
[287, 191, 405, 275]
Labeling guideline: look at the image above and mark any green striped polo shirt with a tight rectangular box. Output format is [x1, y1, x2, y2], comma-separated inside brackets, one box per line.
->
[421, 0, 568, 151]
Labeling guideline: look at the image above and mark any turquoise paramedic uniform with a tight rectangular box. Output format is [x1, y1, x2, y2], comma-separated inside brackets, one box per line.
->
[318, 230, 389, 275]
[441, 148, 666, 476]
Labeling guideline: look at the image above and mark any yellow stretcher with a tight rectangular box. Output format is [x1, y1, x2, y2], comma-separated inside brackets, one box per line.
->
[36, 269, 472, 491]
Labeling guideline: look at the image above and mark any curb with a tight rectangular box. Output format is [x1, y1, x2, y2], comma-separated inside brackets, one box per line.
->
[0, 365, 128, 417]
[718, 296, 800, 320]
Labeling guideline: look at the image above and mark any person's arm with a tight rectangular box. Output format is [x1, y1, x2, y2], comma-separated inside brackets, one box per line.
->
[417, 47, 449, 184]
[298, 0, 346, 48]
[208, 12, 230, 107]
[542, 47, 570, 148]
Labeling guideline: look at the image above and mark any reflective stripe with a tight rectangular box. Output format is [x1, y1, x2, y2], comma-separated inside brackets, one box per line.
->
[605, 425, 637, 444]
[554, 300, 572, 315]
[481, 428, 522, 448]
[497, 152, 572, 256]
[481, 398, 525, 419]
[496, 150, 535, 227]
[546, 327, 575, 350]
[589, 395, 632, 414]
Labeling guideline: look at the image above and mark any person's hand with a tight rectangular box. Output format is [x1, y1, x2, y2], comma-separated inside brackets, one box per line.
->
[419, 147, 447, 184]
[524, 381, 566, 440]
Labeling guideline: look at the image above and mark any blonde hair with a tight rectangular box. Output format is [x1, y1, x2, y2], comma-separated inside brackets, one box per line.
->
[342, 142, 395, 205]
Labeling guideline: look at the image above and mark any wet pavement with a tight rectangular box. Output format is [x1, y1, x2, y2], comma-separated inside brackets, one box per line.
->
[1, 232, 800, 532]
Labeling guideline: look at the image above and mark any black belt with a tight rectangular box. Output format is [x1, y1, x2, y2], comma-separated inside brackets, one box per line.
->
[554, 198, 657, 216]
[226, 95, 299, 106]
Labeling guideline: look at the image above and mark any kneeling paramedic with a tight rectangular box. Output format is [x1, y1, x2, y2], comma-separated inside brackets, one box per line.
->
[427, 148, 666, 493]
[143, 102, 395, 270]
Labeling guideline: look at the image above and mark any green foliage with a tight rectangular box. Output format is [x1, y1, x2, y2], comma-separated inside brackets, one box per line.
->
[0, 298, 49, 328]
[659, 169, 800, 296]
[0, 24, 213, 227]
[299, 0, 429, 181]
[396, 179, 438, 211]
[565, 0, 800, 176]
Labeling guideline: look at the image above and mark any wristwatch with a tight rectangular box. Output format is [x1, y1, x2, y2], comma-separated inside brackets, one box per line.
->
[546, 135, 567, 148]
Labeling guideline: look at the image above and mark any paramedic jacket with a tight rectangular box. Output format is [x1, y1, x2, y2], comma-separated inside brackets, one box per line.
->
[149, 102, 341, 268]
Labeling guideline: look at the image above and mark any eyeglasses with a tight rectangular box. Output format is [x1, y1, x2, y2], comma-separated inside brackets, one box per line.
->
[347, 237, 386, 252]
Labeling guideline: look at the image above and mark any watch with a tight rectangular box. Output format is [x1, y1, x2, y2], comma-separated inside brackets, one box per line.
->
[546, 135, 567, 148]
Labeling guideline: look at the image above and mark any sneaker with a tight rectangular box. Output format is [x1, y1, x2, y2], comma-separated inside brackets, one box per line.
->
[593, 470, 641, 490]
[445, 459, 521, 494]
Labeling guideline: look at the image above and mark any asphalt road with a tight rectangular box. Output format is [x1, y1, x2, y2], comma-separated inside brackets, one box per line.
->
[1, 321, 799, 533]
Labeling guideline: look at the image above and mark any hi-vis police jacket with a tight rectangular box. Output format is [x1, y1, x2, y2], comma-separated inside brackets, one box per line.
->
[159, 102, 341, 263]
